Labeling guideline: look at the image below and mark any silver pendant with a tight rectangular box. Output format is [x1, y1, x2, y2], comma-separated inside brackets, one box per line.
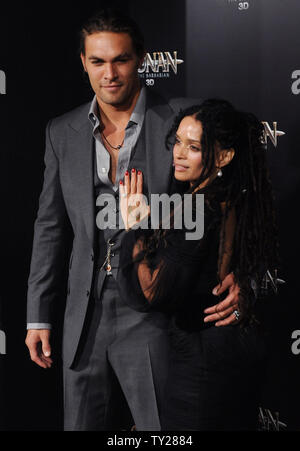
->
[100, 239, 115, 276]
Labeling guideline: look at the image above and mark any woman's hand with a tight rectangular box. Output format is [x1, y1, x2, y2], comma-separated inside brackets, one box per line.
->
[119, 168, 150, 230]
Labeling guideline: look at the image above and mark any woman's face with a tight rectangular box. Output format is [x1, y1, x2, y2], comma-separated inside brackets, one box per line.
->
[173, 115, 204, 185]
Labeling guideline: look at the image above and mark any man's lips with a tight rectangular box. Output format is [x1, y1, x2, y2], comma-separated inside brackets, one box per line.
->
[102, 85, 122, 90]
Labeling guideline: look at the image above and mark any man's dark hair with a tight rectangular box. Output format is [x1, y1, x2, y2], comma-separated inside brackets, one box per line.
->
[79, 8, 145, 58]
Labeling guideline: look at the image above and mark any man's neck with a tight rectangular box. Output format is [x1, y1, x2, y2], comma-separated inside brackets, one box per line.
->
[97, 86, 141, 132]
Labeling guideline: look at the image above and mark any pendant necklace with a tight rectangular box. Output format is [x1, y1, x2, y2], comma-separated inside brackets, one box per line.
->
[101, 132, 124, 150]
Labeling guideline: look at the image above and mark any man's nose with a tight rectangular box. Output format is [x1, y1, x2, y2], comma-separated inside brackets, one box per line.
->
[104, 63, 118, 81]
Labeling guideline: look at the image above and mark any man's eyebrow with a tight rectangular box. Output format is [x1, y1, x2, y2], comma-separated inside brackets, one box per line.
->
[88, 52, 132, 61]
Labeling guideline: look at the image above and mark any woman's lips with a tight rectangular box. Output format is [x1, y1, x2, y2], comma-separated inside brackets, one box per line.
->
[175, 164, 189, 172]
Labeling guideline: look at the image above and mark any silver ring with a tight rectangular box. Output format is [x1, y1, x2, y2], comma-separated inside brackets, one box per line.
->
[233, 309, 241, 321]
[121, 193, 127, 198]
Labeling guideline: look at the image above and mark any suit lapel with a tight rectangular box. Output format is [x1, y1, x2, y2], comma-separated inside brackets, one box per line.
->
[68, 114, 96, 249]
[144, 90, 175, 196]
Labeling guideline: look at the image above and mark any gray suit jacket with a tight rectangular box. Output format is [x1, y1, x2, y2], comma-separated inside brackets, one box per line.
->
[27, 88, 200, 368]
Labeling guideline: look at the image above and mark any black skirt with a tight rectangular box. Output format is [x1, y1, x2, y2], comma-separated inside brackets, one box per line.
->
[160, 318, 267, 431]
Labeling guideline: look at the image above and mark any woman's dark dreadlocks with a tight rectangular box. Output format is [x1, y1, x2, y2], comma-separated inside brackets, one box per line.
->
[146, 99, 280, 323]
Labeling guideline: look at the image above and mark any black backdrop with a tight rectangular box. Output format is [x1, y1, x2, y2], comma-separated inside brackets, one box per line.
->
[0, 0, 299, 431]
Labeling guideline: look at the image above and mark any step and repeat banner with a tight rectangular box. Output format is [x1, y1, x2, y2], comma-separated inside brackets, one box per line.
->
[0, 0, 299, 430]
[184, 0, 300, 431]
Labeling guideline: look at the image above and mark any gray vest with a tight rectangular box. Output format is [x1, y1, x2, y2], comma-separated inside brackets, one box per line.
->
[93, 124, 148, 300]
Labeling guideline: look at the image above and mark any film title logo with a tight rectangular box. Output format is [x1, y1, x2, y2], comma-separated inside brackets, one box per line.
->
[139, 51, 184, 85]
[0, 70, 6, 95]
[291, 70, 300, 95]
[0, 329, 6, 354]
[238, 2, 249, 10]
[262, 122, 285, 148]
[258, 408, 287, 431]
[227, 0, 250, 10]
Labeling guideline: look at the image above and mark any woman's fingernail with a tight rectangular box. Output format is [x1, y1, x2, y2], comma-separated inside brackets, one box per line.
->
[125, 170, 129, 176]
[120, 180, 123, 185]
[212, 288, 218, 295]
[138, 170, 141, 175]
[132, 168, 135, 173]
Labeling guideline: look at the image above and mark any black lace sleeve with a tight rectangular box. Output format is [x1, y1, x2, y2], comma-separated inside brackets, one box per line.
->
[117, 228, 155, 312]
[117, 203, 222, 314]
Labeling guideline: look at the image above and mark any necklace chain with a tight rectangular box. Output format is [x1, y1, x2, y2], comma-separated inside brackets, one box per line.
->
[101, 132, 125, 150]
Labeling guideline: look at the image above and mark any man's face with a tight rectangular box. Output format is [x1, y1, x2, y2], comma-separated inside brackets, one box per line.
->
[81, 31, 143, 107]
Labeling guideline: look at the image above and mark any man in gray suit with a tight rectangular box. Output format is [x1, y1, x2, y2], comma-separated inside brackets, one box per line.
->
[25, 9, 240, 431]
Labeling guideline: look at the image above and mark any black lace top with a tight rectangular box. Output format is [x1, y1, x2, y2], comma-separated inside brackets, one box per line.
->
[117, 192, 227, 332]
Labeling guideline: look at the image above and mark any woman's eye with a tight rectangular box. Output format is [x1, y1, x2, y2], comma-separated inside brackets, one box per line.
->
[190, 145, 201, 151]
[174, 137, 180, 144]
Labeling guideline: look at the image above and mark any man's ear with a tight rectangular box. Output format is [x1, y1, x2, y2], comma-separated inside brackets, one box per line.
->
[80, 53, 87, 72]
[217, 148, 235, 168]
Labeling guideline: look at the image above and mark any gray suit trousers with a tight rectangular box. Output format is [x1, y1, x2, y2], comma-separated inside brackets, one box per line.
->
[63, 275, 170, 431]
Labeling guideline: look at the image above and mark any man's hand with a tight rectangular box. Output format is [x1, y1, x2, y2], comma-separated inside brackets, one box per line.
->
[204, 273, 240, 326]
[25, 329, 53, 369]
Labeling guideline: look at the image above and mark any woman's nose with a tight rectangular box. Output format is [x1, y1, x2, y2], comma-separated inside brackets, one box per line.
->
[176, 145, 188, 159]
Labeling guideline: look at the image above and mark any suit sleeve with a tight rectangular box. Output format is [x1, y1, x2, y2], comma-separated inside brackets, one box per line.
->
[26, 120, 72, 325]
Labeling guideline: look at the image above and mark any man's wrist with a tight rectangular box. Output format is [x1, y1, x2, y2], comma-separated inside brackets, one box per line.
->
[26, 323, 52, 330]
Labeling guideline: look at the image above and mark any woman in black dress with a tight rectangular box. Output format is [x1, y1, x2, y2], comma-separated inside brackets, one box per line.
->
[117, 99, 279, 430]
